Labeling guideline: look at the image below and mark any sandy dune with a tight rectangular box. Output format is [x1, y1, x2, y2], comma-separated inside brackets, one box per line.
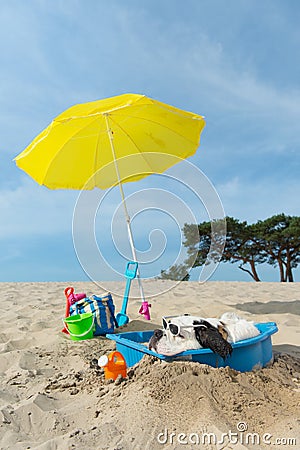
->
[0, 281, 299, 449]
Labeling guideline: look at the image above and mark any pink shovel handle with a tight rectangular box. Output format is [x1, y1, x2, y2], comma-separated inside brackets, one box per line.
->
[139, 301, 151, 320]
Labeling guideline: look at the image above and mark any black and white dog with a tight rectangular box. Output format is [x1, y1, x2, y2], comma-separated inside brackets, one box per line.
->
[149, 312, 260, 360]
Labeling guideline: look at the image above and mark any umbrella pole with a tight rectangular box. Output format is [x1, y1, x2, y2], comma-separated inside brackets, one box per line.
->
[105, 115, 146, 303]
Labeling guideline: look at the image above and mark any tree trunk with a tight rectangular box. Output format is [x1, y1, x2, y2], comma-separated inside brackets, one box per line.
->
[287, 268, 294, 282]
[249, 259, 261, 281]
[277, 258, 286, 282]
[286, 253, 294, 282]
[238, 262, 261, 282]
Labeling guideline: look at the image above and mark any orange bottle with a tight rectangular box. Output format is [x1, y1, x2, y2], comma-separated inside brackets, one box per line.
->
[98, 351, 127, 380]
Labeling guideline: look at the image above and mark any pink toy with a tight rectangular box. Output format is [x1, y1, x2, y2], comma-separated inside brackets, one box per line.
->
[62, 287, 86, 334]
[64, 287, 86, 305]
[139, 301, 151, 320]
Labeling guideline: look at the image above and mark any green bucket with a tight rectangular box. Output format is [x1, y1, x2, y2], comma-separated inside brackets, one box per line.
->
[64, 313, 95, 341]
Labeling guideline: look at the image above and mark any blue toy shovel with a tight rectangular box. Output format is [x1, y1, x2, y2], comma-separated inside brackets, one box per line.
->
[115, 261, 138, 326]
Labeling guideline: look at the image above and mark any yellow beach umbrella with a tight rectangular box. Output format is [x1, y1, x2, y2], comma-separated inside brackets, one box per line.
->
[14, 93, 206, 309]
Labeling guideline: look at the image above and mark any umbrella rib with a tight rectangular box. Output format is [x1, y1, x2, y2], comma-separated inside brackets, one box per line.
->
[93, 121, 103, 189]
[55, 98, 144, 122]
[108, 112, 203, 174]
[27, 116, 105, 188]
[53, 103, 203, 152]
[110, 111, 203, 147]
[109, 116, 156, 174]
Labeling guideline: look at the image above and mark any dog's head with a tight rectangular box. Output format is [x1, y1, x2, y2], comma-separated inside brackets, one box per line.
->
[148, 315, 232, 359]
[148, 315, 202, 356]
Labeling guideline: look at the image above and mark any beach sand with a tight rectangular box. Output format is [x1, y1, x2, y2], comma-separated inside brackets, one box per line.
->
[0, 281, 299, 449]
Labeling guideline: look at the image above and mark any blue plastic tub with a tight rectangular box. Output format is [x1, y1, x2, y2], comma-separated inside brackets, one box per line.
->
[107, 322, 278, 372]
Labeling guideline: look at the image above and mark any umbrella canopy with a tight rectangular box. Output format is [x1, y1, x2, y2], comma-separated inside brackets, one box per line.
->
[14, 94, 206, 314]
[14, 93, 205, 190]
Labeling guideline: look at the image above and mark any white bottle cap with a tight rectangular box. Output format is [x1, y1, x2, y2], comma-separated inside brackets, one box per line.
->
[98, 355, 109, 367]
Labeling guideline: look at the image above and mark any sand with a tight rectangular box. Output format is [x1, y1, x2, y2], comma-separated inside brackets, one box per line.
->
[0, 281, 299, 449]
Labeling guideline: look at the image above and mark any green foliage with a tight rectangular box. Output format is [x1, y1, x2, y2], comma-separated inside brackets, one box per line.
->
[254, 214, 300, 281]
[181, 214, 300, 282]
[159, 264, 190, 281]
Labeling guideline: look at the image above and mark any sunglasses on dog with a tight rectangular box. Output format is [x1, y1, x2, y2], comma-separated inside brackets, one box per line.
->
[162, 315, 205, 337]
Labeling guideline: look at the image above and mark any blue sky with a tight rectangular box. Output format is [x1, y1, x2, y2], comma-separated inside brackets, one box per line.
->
[1, 0, 300, 282]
